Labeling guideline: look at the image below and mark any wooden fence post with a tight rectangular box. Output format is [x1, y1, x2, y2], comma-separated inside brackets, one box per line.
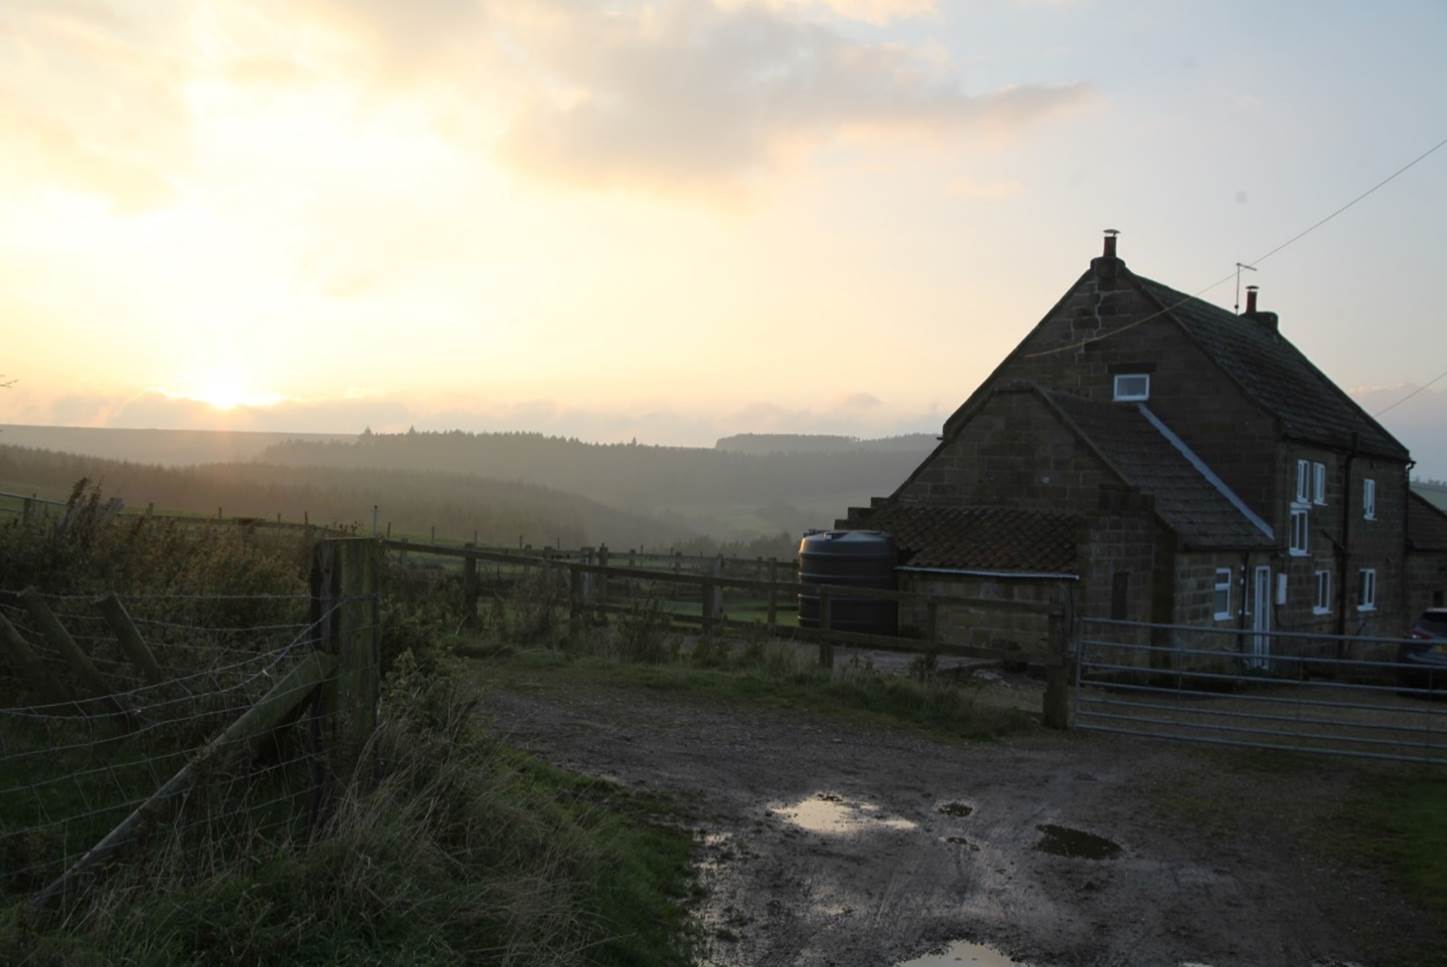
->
[568, 565, 582, 643]
[1043, 611, 1071, 730]
[462, 544, 479, 630]
[93, 593, 166, 686]
[0, 610, 60, 700]
[766, 559, 778, 629]
[818, 587, 833, 669]
[598, 545, 609, 616]
[702, 569, 717, 633]
[711, 556, 724, 620]
[20, 590, 116, 703]
[311, 539, 381, 775]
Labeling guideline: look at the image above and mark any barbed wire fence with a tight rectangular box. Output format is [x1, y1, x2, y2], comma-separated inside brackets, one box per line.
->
[0, 539, 380, 911]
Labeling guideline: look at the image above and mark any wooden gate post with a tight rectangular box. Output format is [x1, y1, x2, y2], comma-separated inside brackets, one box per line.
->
[462, 544, 479, 630]
[1043, 611, 1071, 730]
[311, 539, 382, 775]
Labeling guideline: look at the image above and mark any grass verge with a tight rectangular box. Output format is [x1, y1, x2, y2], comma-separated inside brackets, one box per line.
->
[1, 654, 697, 967]
[474, 643, 1037, 743]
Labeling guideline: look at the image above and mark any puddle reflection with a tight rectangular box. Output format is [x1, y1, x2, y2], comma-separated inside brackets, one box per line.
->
[895, 939, 1026, 966]
[771, 792, 917, 834]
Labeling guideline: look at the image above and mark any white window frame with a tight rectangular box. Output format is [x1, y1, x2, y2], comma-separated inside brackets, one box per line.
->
[1357, 568, 1377, 612]
[1312, 462, 1326, 505]
[1288, 506, 1309, 556]
[1112, 373, 1150, 402]
[1212, 568, 1233, 620]
[1363, 478, 1376, 521]
[1313, 569, 1331, 616]
[1295, 460, 1311, 504]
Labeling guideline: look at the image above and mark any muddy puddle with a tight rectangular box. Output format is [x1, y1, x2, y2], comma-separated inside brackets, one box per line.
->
[937, 801, 974, 817]
[771, 792, 917, 834]
[895, 939, 1027, 966]
[1034, 823, 1121, 860]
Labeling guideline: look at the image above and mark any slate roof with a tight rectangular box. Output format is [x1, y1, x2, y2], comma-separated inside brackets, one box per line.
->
[1408, 491, 1447, 551]
[860, 503, 1079, 574]
[1042, 390, 1275, 549]
[1134, 276, 1408, 460]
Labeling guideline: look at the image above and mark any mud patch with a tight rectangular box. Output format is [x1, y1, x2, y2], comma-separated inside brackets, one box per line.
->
[938, 801, 974, 818]
[943, 836, 981, 852]
[895, 938, 1027, 966]
[1034, 823, 1121, 860]
[771, 792, 917, 834]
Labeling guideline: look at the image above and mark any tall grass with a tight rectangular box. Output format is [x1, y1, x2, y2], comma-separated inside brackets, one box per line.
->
[0, 483, 698, 966]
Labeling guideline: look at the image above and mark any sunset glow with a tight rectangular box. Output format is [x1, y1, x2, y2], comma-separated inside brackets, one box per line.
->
[1, 1, 1444, 468]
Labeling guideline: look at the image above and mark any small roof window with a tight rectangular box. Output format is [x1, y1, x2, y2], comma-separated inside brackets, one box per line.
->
[1113, 373, 1150, 402]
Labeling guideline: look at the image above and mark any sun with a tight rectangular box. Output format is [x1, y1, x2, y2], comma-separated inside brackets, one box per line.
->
[180, 367, 278, 411]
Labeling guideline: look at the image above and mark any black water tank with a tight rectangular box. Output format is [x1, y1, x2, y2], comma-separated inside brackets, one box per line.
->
[797, 530, 898, 634]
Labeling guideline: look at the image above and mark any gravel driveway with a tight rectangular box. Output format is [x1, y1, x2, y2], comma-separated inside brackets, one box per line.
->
[483, 673, 1436, 967]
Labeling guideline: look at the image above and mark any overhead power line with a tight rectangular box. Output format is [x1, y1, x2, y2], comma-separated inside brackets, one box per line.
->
[1021, 135, 1447, 360]
[1374, 369, 1447, 417]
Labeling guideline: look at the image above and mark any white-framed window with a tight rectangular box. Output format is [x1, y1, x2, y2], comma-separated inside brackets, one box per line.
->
[1295, 460, 1311, 503]
[1312, 462, 1326, 505]
[1313, 570, 1332, 615]
[1213, 568, 1233, 620]
[1289, 507, 1309, 556]
[1113, 373, 1150, 402]
[1357, 568, 1377, 612]
[1363, 478, 1376, 520]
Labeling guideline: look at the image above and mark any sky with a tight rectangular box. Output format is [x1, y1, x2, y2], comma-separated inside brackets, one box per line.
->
[2, 1, 1445, 468]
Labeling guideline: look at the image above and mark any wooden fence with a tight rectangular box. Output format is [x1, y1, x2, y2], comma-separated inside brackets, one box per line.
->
[383, 538, 1073, 728]
[0, 538, 380, 910]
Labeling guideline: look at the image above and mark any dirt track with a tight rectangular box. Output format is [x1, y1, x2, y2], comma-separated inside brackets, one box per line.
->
[484, 674, 1437, 967]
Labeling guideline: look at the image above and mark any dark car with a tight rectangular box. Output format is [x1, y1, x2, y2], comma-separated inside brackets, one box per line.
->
[1398, 608, 1447, 692]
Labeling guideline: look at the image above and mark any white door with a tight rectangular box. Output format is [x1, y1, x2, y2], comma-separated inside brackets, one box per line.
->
[1249, 565, 1271, 670]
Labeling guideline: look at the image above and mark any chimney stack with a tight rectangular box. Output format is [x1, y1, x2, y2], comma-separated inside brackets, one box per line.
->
[1093, 229, 1122, 282]
[1242, 285, 1279, 332]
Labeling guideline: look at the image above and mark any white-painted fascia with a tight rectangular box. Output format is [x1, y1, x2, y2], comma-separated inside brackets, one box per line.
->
[1137, 404, 1275, 540]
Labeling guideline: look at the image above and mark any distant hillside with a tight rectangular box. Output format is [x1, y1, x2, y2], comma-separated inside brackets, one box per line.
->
[0, 425, 347, 466]
[259, 430, 930, 539]
[1414, 480, 1447, 512]
[714, 433, 937, 455]
[0, 444, 691, 550]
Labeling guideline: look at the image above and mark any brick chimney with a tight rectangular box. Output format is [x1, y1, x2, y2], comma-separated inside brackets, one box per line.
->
[1092, 229, 1122, 282]
[1242, 285, 1279, 332]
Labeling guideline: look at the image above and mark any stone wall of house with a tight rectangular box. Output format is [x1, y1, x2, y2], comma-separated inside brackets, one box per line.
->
[941, 259, 1279, 518]
[1407, 551, 1447, 621]
[895, 572, 1069, 665]
[895, 387, 1121, 512]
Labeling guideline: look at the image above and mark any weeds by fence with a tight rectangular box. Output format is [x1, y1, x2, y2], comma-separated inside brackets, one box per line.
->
[0, 540, 380, 910]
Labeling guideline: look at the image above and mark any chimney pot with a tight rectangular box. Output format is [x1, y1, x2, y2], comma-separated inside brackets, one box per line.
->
[1245, 285, 1258, 314]
[1102, 229, 1119, 259]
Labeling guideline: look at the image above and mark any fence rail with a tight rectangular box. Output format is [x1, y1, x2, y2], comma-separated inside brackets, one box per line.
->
[1073, 617, 1447, 765]
[382, 537, 1073, 726]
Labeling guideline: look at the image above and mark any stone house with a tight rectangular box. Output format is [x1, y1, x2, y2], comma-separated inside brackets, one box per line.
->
[840, 233, 1447, 663]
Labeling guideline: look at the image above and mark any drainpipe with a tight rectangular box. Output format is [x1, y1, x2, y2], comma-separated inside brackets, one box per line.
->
[1237, 550, 1250, 656]
[1404, 458, 1416, 619]
[1337, 434, 1359, 653]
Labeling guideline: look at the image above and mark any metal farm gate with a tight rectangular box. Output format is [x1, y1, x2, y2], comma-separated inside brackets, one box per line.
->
[1073, 617, 1447, 765]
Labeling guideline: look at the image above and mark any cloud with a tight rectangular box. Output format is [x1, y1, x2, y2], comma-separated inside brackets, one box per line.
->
[721, 0, 937, 25]
[947, 175, 1025, 199]
[495, 0, 1092, 192]
[0, 1, 187, 209]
